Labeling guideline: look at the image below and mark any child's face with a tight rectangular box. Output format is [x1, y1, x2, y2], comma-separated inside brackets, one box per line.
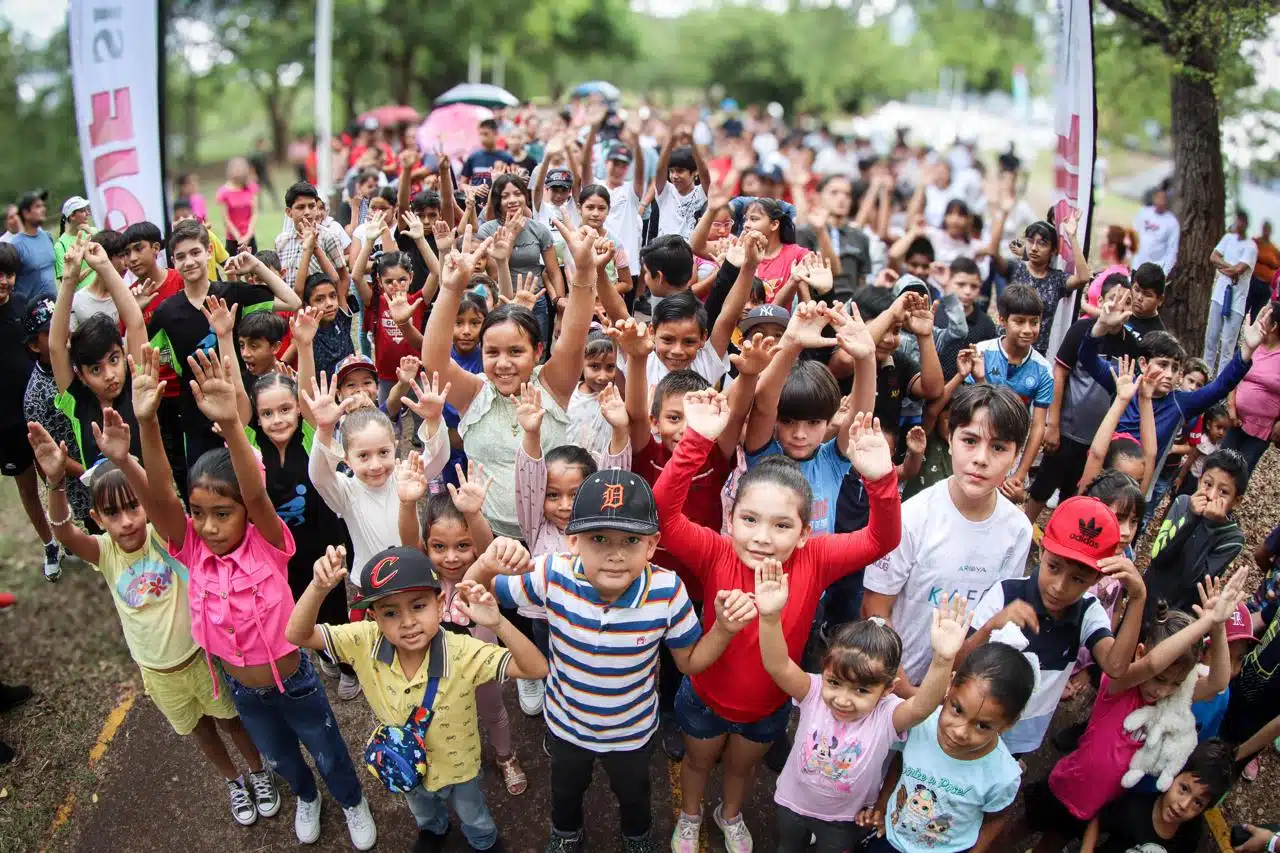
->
[875, 323, 902, 361]
[1204, 415, 1229, 444]
[822, 667, 892, 724]
[651, 392, 689, 451]
[338, 368, 378, 403]
[1000, 313, 1041, 352]
[254, 385, 299, 447]
[937, 678, 1013, 759]
[904, 253, 932, 280]
[607, 159, 629, 185]
[25, 330, 50, 364]
[109, 253, 129, 275]
[482, 321, 541, 398]
[1113, 507, 1139, 550]
[172, 208, 194, 223]
[653, 318, 707, 373]
[372, 589, 441, 654]
[668, 166, 695, 193]
[1113, 452, 1146, 485]
[580, 195, 609, 229]
[1037, 553, 1100, 616]
[728, 482, 810, 569]
[548, 186, 571, 207]
[1141, 356, 1179, 396]
[478, 126, 496, 149]
[942, 209, 970, 238]
[453, 307, 484, 354]
[189, 485, 248, 556]
[380, 267, 412, 297]
[343, 421, 396, 488]
[239, 336, 277, 377]
[1180, 369, 1206, 392]
[948, 408, 1019, 502]
[307, 283, 340, 322]
[171, 238, 210, 285]
[951, 273, 981, 308]
[1136, 654, 1194, 704]
[125, 240, 159, 279]
[1195, 466, 1240, 510]
[425, 517, 475, 582]
[1132, 286, 1163, 318]
[90, 497, 148, 553]
[544, 462, 587, 532]
[582, 351, 617, 394]
[776, 417, 830, 461]
[568, 530, 659, 601]
[1228, 638, 1252, 679]
[76, 343, 127, 403]
[287, 197, 319, 226]
[1157, 772, 1213, 825]
[709, 210, 734, 240]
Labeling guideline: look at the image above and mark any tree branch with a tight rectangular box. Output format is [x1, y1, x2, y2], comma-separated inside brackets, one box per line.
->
[1100, 0, 1172, 50]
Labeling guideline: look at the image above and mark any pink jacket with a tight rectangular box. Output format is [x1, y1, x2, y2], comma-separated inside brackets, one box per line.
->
[170, 518, 298, 693]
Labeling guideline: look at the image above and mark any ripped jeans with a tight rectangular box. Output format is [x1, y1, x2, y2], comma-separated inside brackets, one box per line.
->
[224, 652, 363, 807]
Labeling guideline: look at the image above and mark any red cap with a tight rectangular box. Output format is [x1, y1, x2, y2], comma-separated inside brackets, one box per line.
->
[1041, 496, 1121, 570]
[1224, 602, 1258, 644]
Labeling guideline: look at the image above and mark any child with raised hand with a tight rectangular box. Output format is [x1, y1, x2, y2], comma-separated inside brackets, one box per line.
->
[755, 554, 973, 853]
[565, 331, 621, 457]
[653, 390, 901, 853]
[122, 346, 374, 848]
[27, 419, 279, 827]
[1076, 353, 1159, 494]
[286, 544, 547, 853]
[303, 369, 449, 587]
[862, 643, 1035, 853]
[1022, 570, 1249, 853]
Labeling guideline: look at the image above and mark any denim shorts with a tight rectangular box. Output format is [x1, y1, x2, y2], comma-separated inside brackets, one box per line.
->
[674, 676, 790, 743]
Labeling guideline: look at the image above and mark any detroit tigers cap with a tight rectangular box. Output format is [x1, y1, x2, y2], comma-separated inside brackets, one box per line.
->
[566, 469, 659, 536]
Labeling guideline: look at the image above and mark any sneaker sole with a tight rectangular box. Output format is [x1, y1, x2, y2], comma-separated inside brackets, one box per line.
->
[256, 797, 282, 818]
[232, 810, 258, 827]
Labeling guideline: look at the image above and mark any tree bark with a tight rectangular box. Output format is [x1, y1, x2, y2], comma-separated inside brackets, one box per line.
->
[1164, 67, 1224, 352]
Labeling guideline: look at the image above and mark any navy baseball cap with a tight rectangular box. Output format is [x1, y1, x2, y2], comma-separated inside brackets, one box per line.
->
[24, 297, 55, 341]
[545, 168, 573, 189]
[567, 470, 659, 536]
[607, 145, 633, 165]
[738, 304, 791, 334]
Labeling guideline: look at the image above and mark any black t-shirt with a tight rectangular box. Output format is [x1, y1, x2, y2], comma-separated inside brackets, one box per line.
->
[147, 281, 274, 457]
[511, 153, 538, 175]
[62, 374, 143, 469]
[873, 351, 919, 434]
[1056, 318, 1143, 442]
[1095, 791, 1201, 853]
[1126, 312, 1166, 343]
[939, 307, 1000, 381]
[0, 292, 34, 425]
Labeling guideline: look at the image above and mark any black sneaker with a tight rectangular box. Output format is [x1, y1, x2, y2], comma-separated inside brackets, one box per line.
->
[764, 733, 792, 773]
[247, 769, 281, 817]
[43, 541, 62, 582]
[0, 739, 13, 764]
[413, 824, 451, 853]
[661, 714, 685, 761]
[622, 833, 656, 853]
[0, 683, 32, 714]
[544, 830, 582, 853]
[1052, 721, 1087, 753]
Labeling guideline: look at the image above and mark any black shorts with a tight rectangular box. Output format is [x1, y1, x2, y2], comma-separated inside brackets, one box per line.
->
[1021, 778, 1088, 840]
[0, 422, 34, 478]
[1029, 437, 1090, 503]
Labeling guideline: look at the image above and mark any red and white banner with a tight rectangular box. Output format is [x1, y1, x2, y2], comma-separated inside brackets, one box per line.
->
[68, 0, 166, 232]
[1047, 0, 1096, 360]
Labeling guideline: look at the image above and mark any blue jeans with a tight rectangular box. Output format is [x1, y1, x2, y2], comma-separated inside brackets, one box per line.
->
[224, 653, 363, 808]
[1203, 301, 1244, 376]
[404, 774, 498, 849]
[674, 676, 790, 743]
[1222, 426, 1270, 482]
[1142, 470, 1175, 530]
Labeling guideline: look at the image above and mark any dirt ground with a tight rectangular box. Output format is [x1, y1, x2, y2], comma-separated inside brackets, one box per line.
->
[1, 445, 1278, 853]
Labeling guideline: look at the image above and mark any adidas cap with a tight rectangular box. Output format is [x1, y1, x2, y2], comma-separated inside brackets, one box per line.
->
[1041, 496, 1121, 570]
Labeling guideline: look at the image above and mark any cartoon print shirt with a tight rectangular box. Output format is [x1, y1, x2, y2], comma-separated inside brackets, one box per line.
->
[774, 673, 906, 821]
[885, 708, 1021, 853]
[94, 524, 198, 671]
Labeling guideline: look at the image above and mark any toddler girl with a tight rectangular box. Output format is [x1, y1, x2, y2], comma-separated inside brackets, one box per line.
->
[565, 332, 620, 457]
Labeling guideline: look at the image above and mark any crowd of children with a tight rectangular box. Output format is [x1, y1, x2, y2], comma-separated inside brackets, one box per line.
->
[5, 106, 1280, 853]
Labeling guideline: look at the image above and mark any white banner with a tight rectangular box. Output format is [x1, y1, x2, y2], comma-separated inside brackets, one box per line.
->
[1047, 0, 1096, 360]
[68, 0, 165, 232]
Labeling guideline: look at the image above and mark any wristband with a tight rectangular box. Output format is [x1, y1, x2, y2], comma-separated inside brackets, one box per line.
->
[1267, 834, 1277, 853]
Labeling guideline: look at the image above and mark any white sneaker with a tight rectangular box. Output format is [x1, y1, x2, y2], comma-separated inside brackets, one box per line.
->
[316, 652, 340, 679]
[713, 804, 752, 853]
[671, 812, 701, 853]
[338, 672, 363, 701]
[517, 678, 544, 716]
[296, 795, 322, 844]
[343, 796, 377, 850]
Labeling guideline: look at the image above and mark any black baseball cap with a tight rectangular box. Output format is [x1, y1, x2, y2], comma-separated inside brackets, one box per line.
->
[24, 297, 55, 341]
[545, 167, 573, 189]
[607, 145, 633, 165]
[17, 188, 48, 214]
[350, 546, 441, 609]
[566, 470, 659, 536]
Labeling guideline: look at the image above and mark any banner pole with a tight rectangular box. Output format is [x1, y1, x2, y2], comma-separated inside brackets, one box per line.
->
[316, 0, 334, 203]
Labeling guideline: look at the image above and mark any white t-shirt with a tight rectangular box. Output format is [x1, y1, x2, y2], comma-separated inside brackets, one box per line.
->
[655, 182, 707, 241]
[923, 183, 962, 228]
[862, 479, 1032, 683]
[926, 227, 990, 280]
[616, 344, 728, 394]
[1211, 232, 1258, 312]
[607, 183, 643, 275]
[1131, 206, 1180, 274]
[70, 288, 119, 332]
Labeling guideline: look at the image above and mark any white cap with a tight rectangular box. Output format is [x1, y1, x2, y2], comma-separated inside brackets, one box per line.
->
[61, 196, 90, 218]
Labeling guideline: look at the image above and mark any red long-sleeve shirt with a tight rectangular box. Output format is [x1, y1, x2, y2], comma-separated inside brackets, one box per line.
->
[653, 428, 901, 722]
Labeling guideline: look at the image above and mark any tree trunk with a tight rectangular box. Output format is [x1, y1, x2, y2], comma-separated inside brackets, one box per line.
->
[263, 84, 290, 163]
[1164, 68, 1225, 352]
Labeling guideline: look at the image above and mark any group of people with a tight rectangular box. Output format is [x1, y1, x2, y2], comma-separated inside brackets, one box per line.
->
[2, 98, 1280, 853]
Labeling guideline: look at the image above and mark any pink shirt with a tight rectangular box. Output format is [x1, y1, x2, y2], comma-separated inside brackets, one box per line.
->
[1086, 264, 1131, 306]
[215, 182, 259, 237]
[1235, 344, 1280, 440]
[170, 518, 297, 692]
[1048, 673, 1147, 819]
[188, 192, 209, 223]
[774, 673, 905, 820]
[758, 243, 812, 301]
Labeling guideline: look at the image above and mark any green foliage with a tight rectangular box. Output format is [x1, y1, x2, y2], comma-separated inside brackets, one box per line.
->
[911, 0, 1040, 93]
[0, 25, 81, 202]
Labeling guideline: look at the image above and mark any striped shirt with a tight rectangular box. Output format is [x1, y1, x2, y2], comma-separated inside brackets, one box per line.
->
[494, 552, 701, 751]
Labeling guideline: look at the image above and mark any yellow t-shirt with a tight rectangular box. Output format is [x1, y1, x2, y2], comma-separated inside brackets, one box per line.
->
[207, 229, 230, 281]
[94, 524, 198, 670]
[322, 621, 509, 790]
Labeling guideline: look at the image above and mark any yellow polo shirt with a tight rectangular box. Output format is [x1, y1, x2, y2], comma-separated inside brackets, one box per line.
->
[322, 622, 509, 790]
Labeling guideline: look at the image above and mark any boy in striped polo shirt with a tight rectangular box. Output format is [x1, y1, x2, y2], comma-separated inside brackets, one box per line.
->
[468, 469, 758, 853]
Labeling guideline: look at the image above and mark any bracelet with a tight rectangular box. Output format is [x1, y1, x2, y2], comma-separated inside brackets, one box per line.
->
[1268, 834, 1278, 853]
[46, 506, 74, 527]
[48, 479, 66, 491]
[569, 278, 594, 290]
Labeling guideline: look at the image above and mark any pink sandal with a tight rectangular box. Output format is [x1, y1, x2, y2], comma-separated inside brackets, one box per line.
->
[497, 754, 527, 796]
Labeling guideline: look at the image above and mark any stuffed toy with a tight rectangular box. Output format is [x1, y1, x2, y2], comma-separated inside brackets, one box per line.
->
[1120, 666, 1199, 791]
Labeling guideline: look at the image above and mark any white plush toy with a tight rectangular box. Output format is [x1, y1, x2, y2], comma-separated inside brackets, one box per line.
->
[1120, 665, 1200, 791]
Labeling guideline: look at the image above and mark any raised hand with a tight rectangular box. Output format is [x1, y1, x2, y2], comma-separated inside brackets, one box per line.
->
[753, 557, 789, 618]
[188, 349, 240, 424]
[401, 210, 425, 241]
[60, 231, 89, 276]
[905, 425, 927, 456]
[848, 413, 893, 481]
[201, 296, 238, 339]
[447, 460, 493, 516]
[27, 421, 69, 482]
[795, 254, 834, 295]
[481, 537, 534, 576]
[604, 317, 652, 359]
[1111, 354, 1140, 402]
[597, 383, 628, 430]
[722, 235, 746, 268]
[396, 355, 422, 385]
[683, 389, 731, 440]
[513, 382, 545, 434]
[290, 307, 320, 347]
[454, 580, 502, 628]
[1240, 304, 1273, 360]
[500, 273, 543, 310]
[397, 451, 429, 503]
[830, 302, 875, 361]
[432, 219, 455, 256]
[903, 298, 935, 338]
[783, 300, 831, 349]
[955, 345, 977, 379]
[930, 593, 972, 660]
[129, 347, 167, 421]
[592, 236, 616, 270]
[388, 290, 417, 325]
[729, 332, 778, 377]
[714, 588, 758, 633]
[1098, 554, 1145, 599]
[488, 220, 515, 263]
[302, 372, 344, 429]
[130, 276, 161, 311]
[402, 371, 451, 423]
[312, 545, 349, 590]
[91, 407, 134, 463]
[1195, 568, 1247, 624]
[552, 218, 595, 271]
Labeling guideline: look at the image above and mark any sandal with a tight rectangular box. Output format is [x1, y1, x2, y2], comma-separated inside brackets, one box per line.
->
[1243, 756, 1260, 782]
[497, 754, 527, 796]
